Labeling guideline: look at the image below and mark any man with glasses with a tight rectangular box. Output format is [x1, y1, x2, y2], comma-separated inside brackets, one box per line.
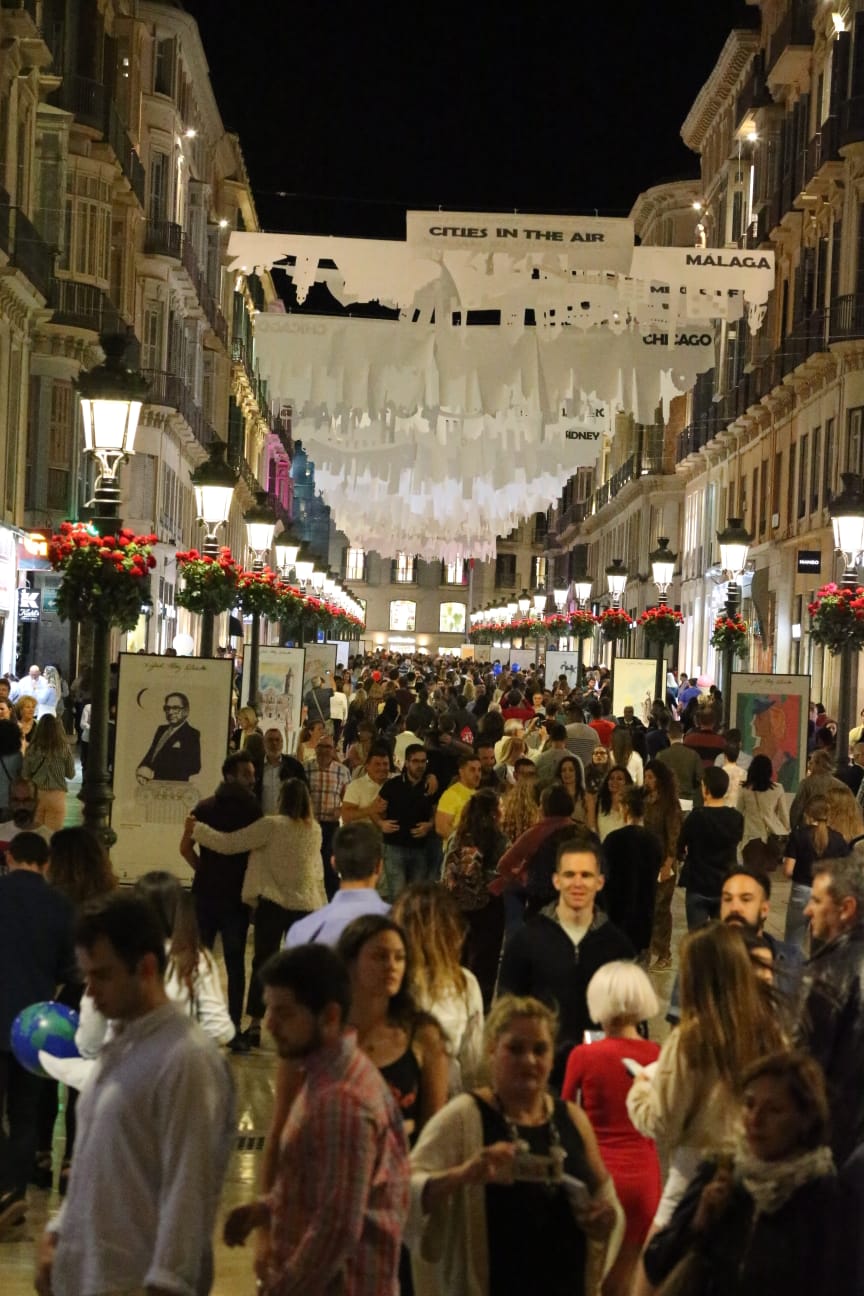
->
[136, 692, 201, 783]
[377, 744, 437, 899]
[305, 735, 351, 899]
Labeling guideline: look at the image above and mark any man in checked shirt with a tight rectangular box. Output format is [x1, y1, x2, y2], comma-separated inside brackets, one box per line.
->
[304, 735, 352, 899]
[224, 944, 409, 1295]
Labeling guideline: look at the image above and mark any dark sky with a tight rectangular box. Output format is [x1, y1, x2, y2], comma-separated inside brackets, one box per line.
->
[182, 0, 757, 239]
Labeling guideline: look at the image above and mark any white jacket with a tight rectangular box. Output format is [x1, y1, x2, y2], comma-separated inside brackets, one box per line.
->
[193, 814, 325, 913]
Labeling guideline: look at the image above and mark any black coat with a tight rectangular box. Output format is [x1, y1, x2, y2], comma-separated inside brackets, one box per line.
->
[138, 720, 201, 781]
[190, 781, 262, 910]
[644, 1157, 854, 1296]
[498, 906, 634, 1081]
[254, 753, 307, 803]
[799, 924, 864, 1166]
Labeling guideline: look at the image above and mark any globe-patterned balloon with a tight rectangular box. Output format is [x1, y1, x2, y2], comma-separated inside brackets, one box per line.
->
[10, 1001, 80, 1078]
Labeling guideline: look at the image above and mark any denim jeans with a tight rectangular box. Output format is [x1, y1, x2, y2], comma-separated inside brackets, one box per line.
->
[785, 882, 812, 950]
[383, 842, 439, 900]
[685, 890, 719, 930]
[196, 899, 250, 1030]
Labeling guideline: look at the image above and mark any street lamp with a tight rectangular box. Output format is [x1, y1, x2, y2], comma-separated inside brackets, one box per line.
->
[244, 490, 277, 707]
[274, 532, 301, 579]
[572, 573, 593, 607]
[74, 333, 149, 844]
[605, 558, 628, 674]
[553, 586, 568, 612]
[517, 589, 531, 616]
[829, 473, 864, 765]
[650, 537, 678, 703]
[293, 545, 315, 587]
[189, 440, 238, 657]
[716, 517, 752, 727]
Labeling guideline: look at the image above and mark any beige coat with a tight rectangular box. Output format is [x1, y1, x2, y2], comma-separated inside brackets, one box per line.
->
[193, 815, 325, 913]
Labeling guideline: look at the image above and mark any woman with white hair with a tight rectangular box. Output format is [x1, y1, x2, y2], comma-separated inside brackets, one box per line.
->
[561, 962, 661, 1296]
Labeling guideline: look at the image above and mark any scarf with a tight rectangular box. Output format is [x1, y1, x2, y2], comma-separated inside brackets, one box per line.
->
[735, 1139, 835, 1215]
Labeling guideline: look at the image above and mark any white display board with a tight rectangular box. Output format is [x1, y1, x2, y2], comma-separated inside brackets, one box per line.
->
[112, 653, 233, 882]
[612, 658, 657, 724]
[244, 646, 306, 754]
[544, 650, 582, 688]
[508, 649, 536, 672]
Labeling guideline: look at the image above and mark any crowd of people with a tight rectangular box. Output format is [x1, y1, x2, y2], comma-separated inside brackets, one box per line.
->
[2, 650, 864, 1294]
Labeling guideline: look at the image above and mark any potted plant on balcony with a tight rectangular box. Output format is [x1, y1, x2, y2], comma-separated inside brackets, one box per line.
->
[175, 547, 241, 616]
[47, 521, 156, 631]
[710, 611, 749, 655]
[598, 607, 633, 642]
[808, 582, 864, 655]
[638, 605, 684, 645]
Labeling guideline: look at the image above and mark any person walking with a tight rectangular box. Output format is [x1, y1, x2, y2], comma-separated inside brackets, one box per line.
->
[677, 766, 743, 929]
[782, 796, 848, 949]
[222, 944, 409, 1295]
[36, 893, 234, 1296]
[179, 751, 262, 1044]
[188, 778, 325, 1050]
[738, 753, 791, 873]
[285, 821, 390, 948]
[0, 833, 75, 1234]
[441, 788, 509, 1005]
[305, 733, 352, 898]
[643, 759, 682, 970]
[22, 715, 75, 832]
[377, 742, 438, 898]
[601, 786, 661, 962]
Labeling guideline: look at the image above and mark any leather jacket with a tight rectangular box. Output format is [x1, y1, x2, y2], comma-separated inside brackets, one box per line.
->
[799, 922, 864, 1166]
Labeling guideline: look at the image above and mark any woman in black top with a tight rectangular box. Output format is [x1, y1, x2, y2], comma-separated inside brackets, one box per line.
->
[409, 995, 622, 1296]
[602, 786, 662, 959]
[782, 794, 849, 950]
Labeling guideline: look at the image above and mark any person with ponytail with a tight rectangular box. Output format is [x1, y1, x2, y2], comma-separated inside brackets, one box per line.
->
[782, 796, 849, 949]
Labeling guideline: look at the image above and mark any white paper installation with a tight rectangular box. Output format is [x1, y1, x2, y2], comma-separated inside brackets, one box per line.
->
[228, 219, 774, 559]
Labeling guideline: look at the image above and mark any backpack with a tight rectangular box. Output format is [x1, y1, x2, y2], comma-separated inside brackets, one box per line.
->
[442, 843, 491, 911]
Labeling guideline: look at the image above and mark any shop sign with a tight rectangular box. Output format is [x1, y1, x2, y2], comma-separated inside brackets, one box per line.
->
[796, 550, 821, 575]
[17, 588, 40, 622]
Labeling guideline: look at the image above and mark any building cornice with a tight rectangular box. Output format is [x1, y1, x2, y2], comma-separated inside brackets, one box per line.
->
[681, 29, 761, 152]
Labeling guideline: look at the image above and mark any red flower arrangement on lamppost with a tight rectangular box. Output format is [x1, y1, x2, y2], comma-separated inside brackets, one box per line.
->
[710, 611, 749, 655]
[48, 521, 157, 632]
[639, 605, 684, 645]
[175, 547, 242, 616]
[598, 607, 634, 642]
[808, 582, 864, 654]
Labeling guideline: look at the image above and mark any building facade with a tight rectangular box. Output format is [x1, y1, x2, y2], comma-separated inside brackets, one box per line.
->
[548, 0, 864, 718]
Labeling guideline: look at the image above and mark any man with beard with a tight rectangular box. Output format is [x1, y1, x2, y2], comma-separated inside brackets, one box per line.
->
[222, 945, 409, 1294]
[666, 866, 803, 1024]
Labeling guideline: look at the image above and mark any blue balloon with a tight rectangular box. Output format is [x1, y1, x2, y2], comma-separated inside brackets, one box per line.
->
[10, 1001, 80, 1078]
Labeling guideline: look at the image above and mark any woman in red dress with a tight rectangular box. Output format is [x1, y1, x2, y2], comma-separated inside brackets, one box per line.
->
[561, 961, 661, 1296]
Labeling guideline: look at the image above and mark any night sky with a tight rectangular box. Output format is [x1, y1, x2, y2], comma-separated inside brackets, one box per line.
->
[181, 0, 757, 240]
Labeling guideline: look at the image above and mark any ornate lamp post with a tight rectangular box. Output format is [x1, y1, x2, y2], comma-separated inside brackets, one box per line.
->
[717, 517, 752, 728]
[189, 440, 237, 656]
[74, 334, 148, 843]
[829, 473, 864, 766]
[274, 532, 301, 580]
[649, 536, 677, 704]
[605, 557, 628, 674]
[243, 490, 276, 705]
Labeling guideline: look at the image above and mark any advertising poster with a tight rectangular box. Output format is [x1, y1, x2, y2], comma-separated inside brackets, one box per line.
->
[302, 642, 338, 698]
[508, 648, 536, 672]
[612, 658, 656, 724]
[242, 646, 305, 753]
[112, 654, 233, 882]
[544, 650, 583, 688]
[730, 672, 810, 793]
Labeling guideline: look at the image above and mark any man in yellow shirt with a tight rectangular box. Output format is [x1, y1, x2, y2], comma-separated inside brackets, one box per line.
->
[434, 754, 481, 840]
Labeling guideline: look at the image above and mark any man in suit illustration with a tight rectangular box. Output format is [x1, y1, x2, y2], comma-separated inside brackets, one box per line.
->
[137, 693, 202, 783]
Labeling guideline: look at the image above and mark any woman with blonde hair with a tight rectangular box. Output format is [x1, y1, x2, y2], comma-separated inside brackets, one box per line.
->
[563, 963, 661, 1296]
[408, 994, 623, 1296]
[22, 713, 75, 830]
[500, 774, 540, 843]
[186, 777, 325, 1048]
[782, 794, 849, 949]
[493, 733, 526, 785]
[231, 703, 261, 751]
[15, 693, 37, 749]
[392, 884, 485, 1094]
[610, 727, 643, 785]
[627, 921, 785, 1295]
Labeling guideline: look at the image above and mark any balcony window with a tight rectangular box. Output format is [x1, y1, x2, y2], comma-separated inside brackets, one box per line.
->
[66, 172, 111, 284]
[345, 547, 366, 582]
[392, 552, 416, 584]
[848, 408, 864, 478]
[154, 37, 176, 98]
[443, 557, 465, 585]
[47, 381, 73, 512]
[495, 553, 517, 588]
[531, 556, 547, 589]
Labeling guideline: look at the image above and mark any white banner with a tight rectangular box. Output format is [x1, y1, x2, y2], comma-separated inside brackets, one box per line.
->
[508, 649, 536, 672]
[406, 211, 635, 271]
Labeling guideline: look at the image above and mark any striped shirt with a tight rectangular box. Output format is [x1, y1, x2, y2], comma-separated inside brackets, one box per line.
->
[266, 1032, 409, 1295]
